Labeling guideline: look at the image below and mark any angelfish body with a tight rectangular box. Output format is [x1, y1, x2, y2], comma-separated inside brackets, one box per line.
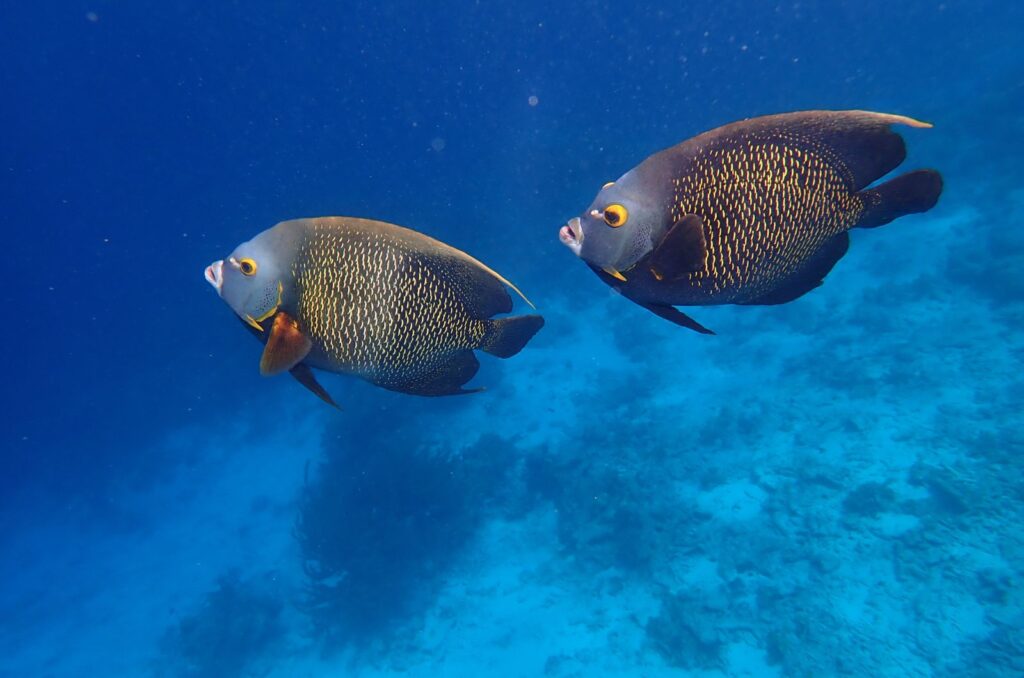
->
[560, 110, 944, 333]
[205, 217, 544, 404]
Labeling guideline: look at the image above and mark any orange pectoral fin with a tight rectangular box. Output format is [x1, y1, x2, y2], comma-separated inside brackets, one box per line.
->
[260, 312, 312, 376]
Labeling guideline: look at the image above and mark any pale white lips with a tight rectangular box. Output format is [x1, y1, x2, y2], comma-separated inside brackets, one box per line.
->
[204, 260, 224, 295]
[559, 217, 583, 256]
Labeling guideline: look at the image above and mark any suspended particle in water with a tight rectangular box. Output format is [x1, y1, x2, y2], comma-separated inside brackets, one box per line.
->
[528, 95, 539, 107]
[86, 11, 99, 22]
[431, 137, 446, 151]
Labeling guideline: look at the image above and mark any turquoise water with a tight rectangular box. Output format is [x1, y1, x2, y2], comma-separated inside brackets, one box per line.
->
[2, 2, 1022, 675]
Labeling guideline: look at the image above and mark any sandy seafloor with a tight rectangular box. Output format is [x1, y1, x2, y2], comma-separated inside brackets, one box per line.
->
[2, 180, 1022, 676]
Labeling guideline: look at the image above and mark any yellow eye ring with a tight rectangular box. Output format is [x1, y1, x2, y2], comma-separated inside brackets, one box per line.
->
[603, 204, 628, 228]
[239, 258, 258, 276]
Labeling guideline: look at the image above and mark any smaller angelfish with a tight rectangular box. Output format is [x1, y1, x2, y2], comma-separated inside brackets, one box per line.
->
[205, 217, 544, 406]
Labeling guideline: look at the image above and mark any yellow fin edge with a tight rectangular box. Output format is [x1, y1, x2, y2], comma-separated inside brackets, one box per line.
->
[451, 250, 537, 309]
[892, 114, 933, 129]
[856, 110, 934, 129]
[603, 267, 627, 282]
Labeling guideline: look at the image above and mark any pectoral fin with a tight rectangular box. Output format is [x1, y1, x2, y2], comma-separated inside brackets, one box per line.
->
[260, 311, 311, 376]
[290, 363, 340, 409]
[648, 214, 707, 281]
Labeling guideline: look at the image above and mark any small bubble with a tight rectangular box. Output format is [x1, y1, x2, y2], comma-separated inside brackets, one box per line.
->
[430, 137, 446, 151]
[527, 95, 539, 107]
[85, 11, 98, 22]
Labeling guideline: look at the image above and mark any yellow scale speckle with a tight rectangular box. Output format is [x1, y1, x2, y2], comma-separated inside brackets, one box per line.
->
[292, 221, 487, 390]
[673, 130, 864, 302]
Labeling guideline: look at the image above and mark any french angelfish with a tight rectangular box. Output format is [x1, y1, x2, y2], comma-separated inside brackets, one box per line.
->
[559, 110, 944, 333]
[205, 217, 544, 405]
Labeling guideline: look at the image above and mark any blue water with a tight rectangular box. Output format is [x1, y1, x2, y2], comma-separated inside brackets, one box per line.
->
[2, 1, 1022, 675]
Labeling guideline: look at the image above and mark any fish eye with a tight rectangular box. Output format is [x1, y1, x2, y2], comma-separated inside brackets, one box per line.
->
[239, 258, 258, 276]
[603, 204, 628, 228]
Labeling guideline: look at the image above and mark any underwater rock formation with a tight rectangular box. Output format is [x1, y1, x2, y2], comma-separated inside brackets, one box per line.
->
[645, 592, 725, 670]
[295, 418, 520, 649]
[157, 572, 284, 678]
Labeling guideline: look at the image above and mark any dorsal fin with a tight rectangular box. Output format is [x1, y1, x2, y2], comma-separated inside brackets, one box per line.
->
[434, 247, 536, 310]
[681, 110, 933, 192]
[323, 217, 536, 312]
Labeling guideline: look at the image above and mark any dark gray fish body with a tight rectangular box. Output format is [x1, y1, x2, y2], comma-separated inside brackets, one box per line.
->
[560, 110, 944, 332]
[206, 217, 543, 402]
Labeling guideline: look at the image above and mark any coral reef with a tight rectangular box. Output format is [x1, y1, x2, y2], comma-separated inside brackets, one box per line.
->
[524, 424, 673, 573]
[842, 481, 897, 518]
[156, 572, 284, 678]
[294, 416, 520, 649]
[645, 592, 724, 670]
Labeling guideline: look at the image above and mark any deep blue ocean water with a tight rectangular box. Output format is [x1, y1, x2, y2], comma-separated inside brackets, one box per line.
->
[2, 1, 1022, 675]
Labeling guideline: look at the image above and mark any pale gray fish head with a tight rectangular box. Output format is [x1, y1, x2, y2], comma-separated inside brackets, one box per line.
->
[561, 168, 668, 274]
[204, 222, 298, 329]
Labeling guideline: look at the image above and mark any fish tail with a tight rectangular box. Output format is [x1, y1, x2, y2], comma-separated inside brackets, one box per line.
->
[855, 169, 943, 229]
[480, 315, 545, 358]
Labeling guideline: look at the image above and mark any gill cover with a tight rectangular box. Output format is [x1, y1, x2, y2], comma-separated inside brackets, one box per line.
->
[218, 223, 301, 329]
[575, 168, 670, 273]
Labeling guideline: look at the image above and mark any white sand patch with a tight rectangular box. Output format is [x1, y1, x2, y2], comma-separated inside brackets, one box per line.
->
[698, 481, 767, 523]
[724, 641, 781, 678]
[875, 512, 921, 537]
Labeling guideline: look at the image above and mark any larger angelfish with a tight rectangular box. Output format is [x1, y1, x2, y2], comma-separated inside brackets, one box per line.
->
[559, 110, 943, 333]
[205, 217, 544, 405]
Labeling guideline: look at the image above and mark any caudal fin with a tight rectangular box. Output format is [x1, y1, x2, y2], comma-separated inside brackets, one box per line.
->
[481, 315, 544, 358]
[856, 169, 943, 229]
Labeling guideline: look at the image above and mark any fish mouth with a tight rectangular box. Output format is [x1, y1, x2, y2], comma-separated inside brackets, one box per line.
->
[204, 260, 224, 295]
[559, 217, 583, 256]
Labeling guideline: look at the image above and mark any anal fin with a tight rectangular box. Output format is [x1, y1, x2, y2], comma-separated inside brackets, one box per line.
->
[741, 232, 849, 305]
[290, 363, 340, 409]
[638, 301, 715, 334]
[648, 214, 707, 281]
[392, 351, 483, 397]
